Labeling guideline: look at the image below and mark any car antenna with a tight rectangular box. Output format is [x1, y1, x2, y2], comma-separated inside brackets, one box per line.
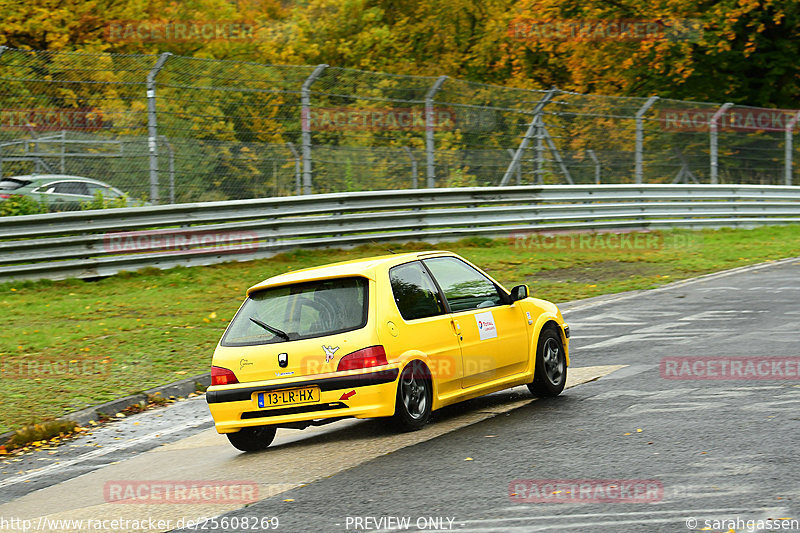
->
[368, 238, 395, 253]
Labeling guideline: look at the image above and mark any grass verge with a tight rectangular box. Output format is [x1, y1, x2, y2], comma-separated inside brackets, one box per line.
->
[1, 225, 798, 436]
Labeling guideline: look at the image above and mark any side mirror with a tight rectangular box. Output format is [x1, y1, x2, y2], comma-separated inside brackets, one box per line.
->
[510, 284, 529, 302]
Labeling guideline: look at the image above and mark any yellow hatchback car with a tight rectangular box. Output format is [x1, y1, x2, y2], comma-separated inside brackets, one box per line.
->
[207, 251, 570, 451]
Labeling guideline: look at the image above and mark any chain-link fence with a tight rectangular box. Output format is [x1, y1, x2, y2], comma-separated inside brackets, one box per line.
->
[1, 46, 798, 205]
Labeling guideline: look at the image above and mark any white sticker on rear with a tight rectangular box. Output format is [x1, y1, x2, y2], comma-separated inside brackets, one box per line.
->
[475, 311, 498, 340]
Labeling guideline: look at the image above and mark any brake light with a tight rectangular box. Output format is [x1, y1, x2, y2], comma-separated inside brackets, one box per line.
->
[0, 194, 10, 199]
[211, 366, 239, 385]
[337, 345, 388, 372]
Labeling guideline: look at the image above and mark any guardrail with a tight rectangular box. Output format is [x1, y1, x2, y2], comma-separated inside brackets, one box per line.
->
[2, 184, 799, 283]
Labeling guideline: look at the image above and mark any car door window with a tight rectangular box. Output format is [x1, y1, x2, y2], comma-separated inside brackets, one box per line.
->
[389, 261, 445, 320]
[53, 181, 89, 195]
[423, 257, 506, 312]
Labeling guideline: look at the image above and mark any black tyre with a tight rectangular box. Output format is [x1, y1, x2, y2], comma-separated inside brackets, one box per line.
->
[226, 425, 277, 452]
[391, 360, 432, 431]
[527, 327, 567, 397]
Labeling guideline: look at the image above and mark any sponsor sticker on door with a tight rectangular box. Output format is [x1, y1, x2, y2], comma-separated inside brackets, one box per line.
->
[475, 311, 498, 340]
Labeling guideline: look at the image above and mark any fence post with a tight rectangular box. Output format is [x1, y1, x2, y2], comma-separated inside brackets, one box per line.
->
[158, 136, 175, 204]
[709, 102, 733, 185]
[425, 76, 448, 188]
[587, 149, 600, 184]
[634, 96, 659, 184]
[402, 146, 418, 188]
[506, 149, 521, 185]
[286, 142, 301, 195]
[146, 53, 171, 205]
[785, 112, 800, 186]
[0, 45, 6, 179]
[300, 64, 328, 195]
[501, 88, 556, 186]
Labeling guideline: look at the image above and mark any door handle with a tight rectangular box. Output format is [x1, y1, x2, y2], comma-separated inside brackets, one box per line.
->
[451, 319, 462, 340]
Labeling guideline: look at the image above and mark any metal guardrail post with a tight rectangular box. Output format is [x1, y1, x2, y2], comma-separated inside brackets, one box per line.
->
[425, 76, 448, 188]
[286, 142, 301, 195]
[300, 64, 328, 195]
[785, 112, 800, 186]
[403, 146, 418, 188]
[501, 88, 556, 186]
[587, 149, 600, 184]
[709, 102, 733, 184]
[635, 96, 659, 184]
[146, 53, 171, 205]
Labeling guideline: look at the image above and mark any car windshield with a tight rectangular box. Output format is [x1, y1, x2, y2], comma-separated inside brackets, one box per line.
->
[221, 276, 368, 346]
[0, 178, 29, 191]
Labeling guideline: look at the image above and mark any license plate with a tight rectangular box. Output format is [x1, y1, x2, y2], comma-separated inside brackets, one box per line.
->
[257, 386, 320, 408]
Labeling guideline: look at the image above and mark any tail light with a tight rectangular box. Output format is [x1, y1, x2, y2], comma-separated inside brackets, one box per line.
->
[0, 194, 10, 199]
[211, 366, 239, 385]
[337, 345, 388, 372]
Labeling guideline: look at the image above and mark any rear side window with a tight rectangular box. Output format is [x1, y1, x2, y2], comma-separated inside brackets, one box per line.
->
[222, 277, 368, 346]
[389, 261, 444, 320]
[423, 257, 506, 312]
[0, 179, 28, 191]
[52, 181, 90, 195]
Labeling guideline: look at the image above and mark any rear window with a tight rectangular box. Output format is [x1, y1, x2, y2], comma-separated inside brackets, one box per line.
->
[0, 178, 29, 191]
[221, 277, 368, 346]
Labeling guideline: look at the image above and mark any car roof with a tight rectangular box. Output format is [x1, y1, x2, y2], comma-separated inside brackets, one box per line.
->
[6, 174, 109, 185]
[247, 250, 456, 294]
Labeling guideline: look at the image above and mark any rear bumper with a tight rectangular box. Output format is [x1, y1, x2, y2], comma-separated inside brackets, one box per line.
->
[206, 367, 399, 433]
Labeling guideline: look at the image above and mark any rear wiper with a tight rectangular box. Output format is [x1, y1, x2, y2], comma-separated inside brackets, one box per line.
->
[249, 317, 289, 340]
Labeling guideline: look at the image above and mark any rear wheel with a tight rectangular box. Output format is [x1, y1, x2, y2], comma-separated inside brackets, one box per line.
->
[391, 360, 432, 431]
[226, 425, 277, 452]
[528, 328, 567, 397]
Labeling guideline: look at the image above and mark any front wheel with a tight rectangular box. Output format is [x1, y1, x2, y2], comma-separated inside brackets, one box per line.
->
[226, 425, 277, 452]
[391, 360, 432, 431]
[528, 328, 567, 397]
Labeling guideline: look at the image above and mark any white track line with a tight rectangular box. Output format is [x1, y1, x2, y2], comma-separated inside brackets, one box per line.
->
[562, 256, 800, 315]
[0, 419, 209, 489]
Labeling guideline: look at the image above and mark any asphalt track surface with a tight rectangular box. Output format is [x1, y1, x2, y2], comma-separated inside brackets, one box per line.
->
[1, 257, 798, 533]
